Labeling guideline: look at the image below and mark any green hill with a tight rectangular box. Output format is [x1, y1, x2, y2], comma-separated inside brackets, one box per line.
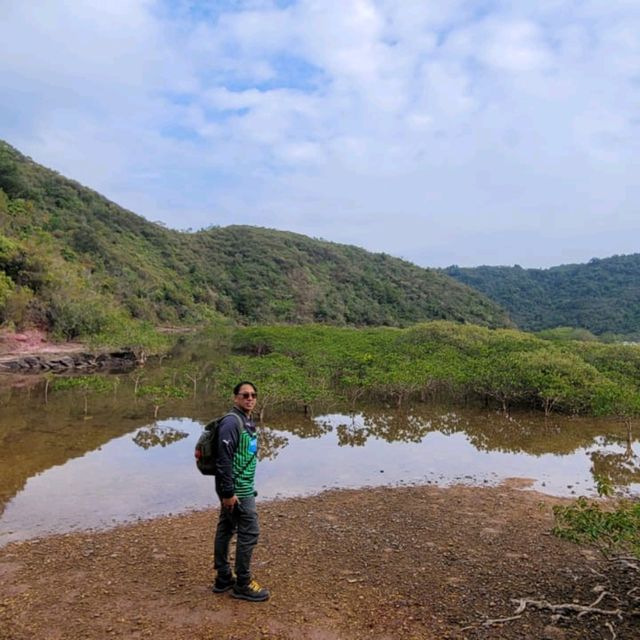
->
[445, 257, 640, 338]
[0, 141, 511, 338]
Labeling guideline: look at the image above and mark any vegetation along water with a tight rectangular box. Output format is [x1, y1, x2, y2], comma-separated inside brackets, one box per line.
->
[2, 327, 639, 548]
[2, 139, 640, 564]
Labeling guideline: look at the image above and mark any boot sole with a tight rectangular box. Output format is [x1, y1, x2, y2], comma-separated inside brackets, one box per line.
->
[212, 585, 235, 593]
[230, 590, 270, 602]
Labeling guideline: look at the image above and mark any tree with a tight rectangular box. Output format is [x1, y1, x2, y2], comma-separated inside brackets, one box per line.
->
[518, 350, 602, 416]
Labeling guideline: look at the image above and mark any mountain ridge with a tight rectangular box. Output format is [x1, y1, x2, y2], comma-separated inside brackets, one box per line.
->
[0, 140, 511, 337]
[445, 255, 640, 337]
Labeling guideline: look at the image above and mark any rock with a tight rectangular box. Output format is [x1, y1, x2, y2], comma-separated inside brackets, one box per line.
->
[543, 625, 566, 640]
[0, 350, 141, 374]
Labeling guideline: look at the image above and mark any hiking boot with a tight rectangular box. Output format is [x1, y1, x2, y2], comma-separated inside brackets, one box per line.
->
[231, 579, 270, 602]
[212, 573, 236, 593]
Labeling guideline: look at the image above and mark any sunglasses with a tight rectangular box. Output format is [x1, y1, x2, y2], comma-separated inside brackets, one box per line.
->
[238, 392, 257, 399]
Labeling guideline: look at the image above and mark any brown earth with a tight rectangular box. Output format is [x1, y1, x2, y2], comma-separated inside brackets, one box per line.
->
[0, 330, 140, 375]
[1, 482, 637, 640]
[0, 329, 83, 356]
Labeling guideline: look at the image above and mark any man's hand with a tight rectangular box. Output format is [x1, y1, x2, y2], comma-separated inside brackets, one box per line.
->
[222, 496, 238, 510]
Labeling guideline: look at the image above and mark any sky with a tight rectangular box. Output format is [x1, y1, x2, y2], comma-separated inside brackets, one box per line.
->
[1, 1, 639, 269]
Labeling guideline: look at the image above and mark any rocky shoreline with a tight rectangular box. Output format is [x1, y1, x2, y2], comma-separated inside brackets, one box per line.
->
[0, 330, 144, 375]
[0, 349, 141, 373]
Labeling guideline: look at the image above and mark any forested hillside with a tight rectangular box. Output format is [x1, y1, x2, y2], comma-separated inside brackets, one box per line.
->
[0, 141, 510, 339]
[445, 257, 640, 338]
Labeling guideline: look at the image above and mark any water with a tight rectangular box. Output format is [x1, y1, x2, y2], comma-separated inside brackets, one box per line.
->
[0, 382, 638, 546]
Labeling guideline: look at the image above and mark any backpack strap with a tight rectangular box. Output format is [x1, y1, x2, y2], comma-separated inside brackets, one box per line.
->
[223, 411, 245, 435]
[225, 412, 256, 476]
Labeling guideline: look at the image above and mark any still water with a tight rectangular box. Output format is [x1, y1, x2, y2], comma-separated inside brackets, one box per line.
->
[1, 375, 638, 547]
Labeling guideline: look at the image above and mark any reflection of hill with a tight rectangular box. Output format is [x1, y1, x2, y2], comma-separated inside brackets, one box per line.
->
[0, 378, 218, 517]
[0, 360, 328, 517]
[0, 361, 304, 517]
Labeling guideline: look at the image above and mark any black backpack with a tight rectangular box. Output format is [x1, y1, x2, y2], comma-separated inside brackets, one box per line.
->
[195, 412, 243, 476]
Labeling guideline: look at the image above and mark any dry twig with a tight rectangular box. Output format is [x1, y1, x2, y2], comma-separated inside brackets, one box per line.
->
[611, 556, 640, 572]
[605, 621, 617, 640]
[511, 596, 623, 619]
[460, 613, 523, 630]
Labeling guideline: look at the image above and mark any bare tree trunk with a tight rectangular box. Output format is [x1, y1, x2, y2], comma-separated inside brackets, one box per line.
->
[625, 419, 633, 458]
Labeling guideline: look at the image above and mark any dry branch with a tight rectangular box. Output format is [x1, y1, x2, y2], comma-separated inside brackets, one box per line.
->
[511, 597, 623, 619]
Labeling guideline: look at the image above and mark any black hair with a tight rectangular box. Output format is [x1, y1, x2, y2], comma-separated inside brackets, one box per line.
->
[234, 381, 257, 395]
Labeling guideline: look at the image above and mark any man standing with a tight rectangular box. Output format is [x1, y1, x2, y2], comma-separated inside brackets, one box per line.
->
[212, 381, 270, 602]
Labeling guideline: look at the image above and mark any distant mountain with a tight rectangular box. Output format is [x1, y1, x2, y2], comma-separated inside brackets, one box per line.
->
[0, 141, 511, 338]
[445, 256, 640, 337]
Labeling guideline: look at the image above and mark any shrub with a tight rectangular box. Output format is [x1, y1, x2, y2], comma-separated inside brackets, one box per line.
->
[0, 271, 14, 314]
[1, 285, 34, 329]
[49, 296, 110, 340]
[553, 497, 640, 557]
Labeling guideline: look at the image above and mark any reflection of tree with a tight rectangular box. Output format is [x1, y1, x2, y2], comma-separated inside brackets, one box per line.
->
[336, 417, 367, 447]
[132, 425, 189, 449]
[51, 375, 119, 417]
[267, 415, 333, 440]
[257, 426, 289, 461]
[457, 413, 606, 456]
[590, 423, 640, 490]
[309, 407, 629, 458]
[334, 410, 449, 446]
[321, 409, 460, 447]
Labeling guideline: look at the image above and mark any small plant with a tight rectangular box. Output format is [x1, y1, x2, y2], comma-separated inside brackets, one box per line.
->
[553, 481, 640, 558]
[136, 382, 188, 418]
[594, 474, 615, 498]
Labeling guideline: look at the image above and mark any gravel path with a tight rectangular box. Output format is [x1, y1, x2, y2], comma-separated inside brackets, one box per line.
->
[0, 483, 636, 639]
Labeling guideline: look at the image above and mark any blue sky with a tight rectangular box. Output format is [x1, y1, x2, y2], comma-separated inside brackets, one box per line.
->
[1, 0, 639, 268]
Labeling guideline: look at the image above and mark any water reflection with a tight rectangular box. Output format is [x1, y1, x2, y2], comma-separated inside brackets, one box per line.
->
[590, 425, 640, 487]
[132, 425, 189, 449]
[333, 411, 462, 447]
[1, 379, 639, 545]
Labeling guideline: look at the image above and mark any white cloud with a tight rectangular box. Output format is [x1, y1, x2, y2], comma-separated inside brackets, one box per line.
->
[0, 0, 639, 267]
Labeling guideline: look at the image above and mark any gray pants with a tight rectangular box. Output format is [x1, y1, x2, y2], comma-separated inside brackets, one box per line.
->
[214, 495, 259, 585]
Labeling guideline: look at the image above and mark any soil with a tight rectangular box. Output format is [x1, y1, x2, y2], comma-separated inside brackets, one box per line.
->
[0, 329, 83, 357]
[1, 481, 637, 640]
[0, 330, 140, 376]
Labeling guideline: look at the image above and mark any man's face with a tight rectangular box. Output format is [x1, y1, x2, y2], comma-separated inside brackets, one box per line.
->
[234, 384, 257, 414]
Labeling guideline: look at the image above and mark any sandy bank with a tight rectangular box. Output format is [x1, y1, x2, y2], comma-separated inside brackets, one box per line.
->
[0, 483, 635, 640]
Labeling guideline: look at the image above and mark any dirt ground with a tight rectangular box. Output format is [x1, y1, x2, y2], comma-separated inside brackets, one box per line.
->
[1, 482, 637, 640]
[0, 329, 83, 356]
